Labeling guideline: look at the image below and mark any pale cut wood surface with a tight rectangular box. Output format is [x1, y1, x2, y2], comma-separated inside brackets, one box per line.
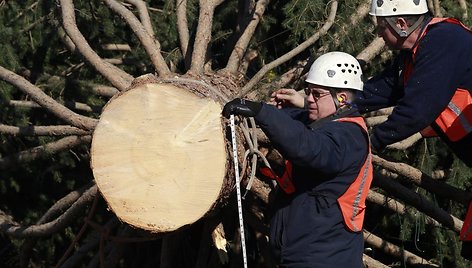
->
[91, 83, 227, 232]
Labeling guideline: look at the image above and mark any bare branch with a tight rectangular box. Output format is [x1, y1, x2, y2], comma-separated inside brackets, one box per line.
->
[104, 0, 171, 77]
[373, 155, 472, 205]
[7, 99, 102, 113]
[0, 66, 98, 130]
[0, 124, 90, 136]
[0, 135, 92, 170]
[364, 230, 439, 266]
[362, 254, 390, 268]
[124, 0, 155, 38]
[432, 0, 443, 17]
[367, 189, 441, 227]
[57, 24, 77, 53]
[224, 0, 270, 74]
[387, 133, 423, 150]
[366, 107, 394, 116]
[356, 37, 386, 64]
[374, 173, 463, 232]
[246, 58, 308, 101]
[59, 0, 134, 90]
[0, 185, 97, 238]
[457, 0, 468, 19]
[91, 84, 119, 97]
[189, 0, 218, 74]
[365, 114, 388, 127]
[318, 1, 371, 53]
[176, 0, 190, 62]
[239, 1, 338, 97]
[20, 183, 96, 265]
[101, 44, 132, 51]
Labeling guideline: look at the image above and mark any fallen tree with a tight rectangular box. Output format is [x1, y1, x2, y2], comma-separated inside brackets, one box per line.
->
[0, 0, 471, 267]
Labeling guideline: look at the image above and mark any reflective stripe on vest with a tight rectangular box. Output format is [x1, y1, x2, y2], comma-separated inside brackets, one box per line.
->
[405, 18, 472, 142]
[460, 201, 472, 241]
[335, 117, 373, 232]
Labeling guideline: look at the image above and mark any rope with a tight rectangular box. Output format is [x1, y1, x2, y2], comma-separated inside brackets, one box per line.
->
[233, 116, 277, 198]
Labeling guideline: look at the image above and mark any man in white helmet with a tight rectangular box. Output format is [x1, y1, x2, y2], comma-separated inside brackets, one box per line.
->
[223, 52, 373, 267]
[354, 0, 472, 260]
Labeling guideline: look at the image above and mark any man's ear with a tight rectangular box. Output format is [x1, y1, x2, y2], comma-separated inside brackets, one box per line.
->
[337, 92, 348, 103]
[396, 17, 409, 37]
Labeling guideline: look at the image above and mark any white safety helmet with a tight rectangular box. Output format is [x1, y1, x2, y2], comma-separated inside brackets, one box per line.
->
[369, 0, 429, 16]
[305, 52, 363, 91]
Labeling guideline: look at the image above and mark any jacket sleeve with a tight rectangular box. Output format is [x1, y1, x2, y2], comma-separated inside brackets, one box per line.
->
[362, 23, 472, 151]
[255, 104, 368, 175]
[355, 55, 404, 113]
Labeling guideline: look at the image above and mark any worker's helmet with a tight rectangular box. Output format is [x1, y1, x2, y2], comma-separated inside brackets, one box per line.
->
[369, 0, 429, 16]
[305, 52, 363, 91]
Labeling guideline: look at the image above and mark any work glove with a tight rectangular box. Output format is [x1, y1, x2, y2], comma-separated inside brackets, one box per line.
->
[222, 98, 262, 118]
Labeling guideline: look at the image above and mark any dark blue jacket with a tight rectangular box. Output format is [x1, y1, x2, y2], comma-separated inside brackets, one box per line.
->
[254, 104, 368, 267]
[355, 18, 472, 166]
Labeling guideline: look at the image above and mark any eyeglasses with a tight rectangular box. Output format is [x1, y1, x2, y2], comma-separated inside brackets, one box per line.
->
[304, 88, 331, 100]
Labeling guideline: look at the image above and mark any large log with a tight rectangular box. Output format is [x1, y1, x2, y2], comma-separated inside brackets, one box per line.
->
[91, 77, 239, 233]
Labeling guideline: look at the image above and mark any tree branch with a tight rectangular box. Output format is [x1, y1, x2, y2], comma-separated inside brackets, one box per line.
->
[457, 0, 468, 19]
[317, 1, 371, 53]
[176, 0, 190, 65]
[239, 1, 338, 97]
[367, 189, 441, 227]
[6, 99, 102, 113]
[0, 124, 90, 136]
[364, 230, 439, 267]
[189, 0, 218, 74]
[59, 0, 134, 90]
[0, 185, 97, 238]
[362, 254, 390, 268]
[124, 0, 155, 38]
[0, 66, 98, 130]
[374, 173, 463, 232]
[224, 0, 270, 74]
[0, 135, 92, 170]
[373, 155, 472, 205]
[356, 37, 386, 64]
[104, 0, 171, 77]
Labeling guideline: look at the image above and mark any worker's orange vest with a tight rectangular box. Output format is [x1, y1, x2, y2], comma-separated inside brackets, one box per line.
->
[460, 201, 472, 241]
[261, 117, 373, 232]
[335, 117, 373, 232]
[404, 18, 472, 142]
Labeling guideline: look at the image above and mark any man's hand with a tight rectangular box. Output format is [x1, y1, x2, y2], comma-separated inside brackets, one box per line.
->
[270, 88, 306, 109]
[222, 98, 262, 118]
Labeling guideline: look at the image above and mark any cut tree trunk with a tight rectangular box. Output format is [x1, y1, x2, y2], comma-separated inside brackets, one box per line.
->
[91, 74, 243, 233]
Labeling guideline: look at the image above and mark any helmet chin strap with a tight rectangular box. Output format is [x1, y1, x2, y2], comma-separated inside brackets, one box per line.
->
[385, 15, 425, 38]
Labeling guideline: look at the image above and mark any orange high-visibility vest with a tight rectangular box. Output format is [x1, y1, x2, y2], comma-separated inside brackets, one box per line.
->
[259, 160, 296, 194]
[335, 117, 373, 232]
[460, 201, 472, 241]
[260, 116, 373, 232]
[404, 18, 472, 142]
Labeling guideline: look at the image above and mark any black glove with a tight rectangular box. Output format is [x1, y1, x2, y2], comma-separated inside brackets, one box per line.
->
[222, 98, 262, 118]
